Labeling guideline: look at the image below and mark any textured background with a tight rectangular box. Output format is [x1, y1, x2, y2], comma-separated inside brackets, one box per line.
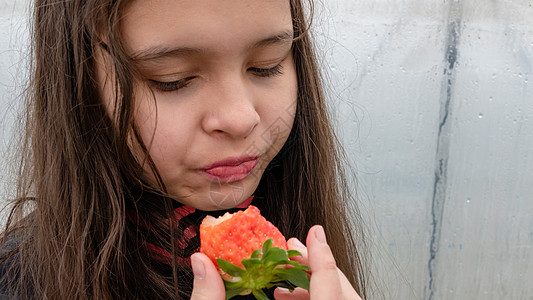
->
[1, 1, 532, 299]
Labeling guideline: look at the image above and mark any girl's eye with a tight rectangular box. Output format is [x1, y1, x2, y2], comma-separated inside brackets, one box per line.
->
[149, 77, 194, 92]
[248, 64, 284, 77]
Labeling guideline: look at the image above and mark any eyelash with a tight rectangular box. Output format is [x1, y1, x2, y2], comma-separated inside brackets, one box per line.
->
[249, 64, 284, 77]
[149, 77, 194, 92]
[149, 64, 284, 92]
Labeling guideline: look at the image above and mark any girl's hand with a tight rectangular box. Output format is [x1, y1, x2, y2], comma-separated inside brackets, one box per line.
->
[190, 252, 226, 300]
[190, 225, 362, 300]
[274, 225, 362, 300]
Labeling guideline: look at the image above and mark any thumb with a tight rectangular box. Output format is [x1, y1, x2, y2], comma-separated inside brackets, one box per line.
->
[190, 253, 226, 300]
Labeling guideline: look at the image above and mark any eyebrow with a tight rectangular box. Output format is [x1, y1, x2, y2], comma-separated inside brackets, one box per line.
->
[130, 30, 294, 63]
[250, 30, 294, 49]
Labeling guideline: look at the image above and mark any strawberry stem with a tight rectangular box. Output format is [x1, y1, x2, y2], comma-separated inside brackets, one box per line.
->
[218, 239, 310, 300]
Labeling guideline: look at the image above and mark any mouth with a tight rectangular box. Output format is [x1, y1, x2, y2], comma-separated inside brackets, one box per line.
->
[202, 156, 259, 183]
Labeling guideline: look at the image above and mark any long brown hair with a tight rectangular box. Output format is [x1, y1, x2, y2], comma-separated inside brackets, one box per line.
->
[0, 0, 368, 298]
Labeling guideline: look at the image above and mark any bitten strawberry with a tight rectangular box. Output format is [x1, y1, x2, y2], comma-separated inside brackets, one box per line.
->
[200, 205, 287, 267]
[199, 205, 310, 300]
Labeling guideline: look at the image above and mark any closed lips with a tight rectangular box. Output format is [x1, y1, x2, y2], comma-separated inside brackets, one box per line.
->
[203, 156, 259, 183]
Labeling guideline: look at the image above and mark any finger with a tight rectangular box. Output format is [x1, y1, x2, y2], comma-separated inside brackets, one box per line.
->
[338, 270, 363, 300]
[287, 237, 308, 265]
[274, 287, 309, 300]
[306, 225, 342, 300]
[190, 253, 226, 300]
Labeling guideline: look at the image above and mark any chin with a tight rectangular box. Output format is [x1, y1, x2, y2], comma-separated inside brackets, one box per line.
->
[173, 189, 248, 211]
[203, 177, 258, 211]
[170, 176, 259, 211]
[203, 191, 248, 211]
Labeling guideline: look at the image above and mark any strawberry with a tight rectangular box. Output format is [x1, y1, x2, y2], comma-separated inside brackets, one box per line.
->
[199, 205, 310, 300]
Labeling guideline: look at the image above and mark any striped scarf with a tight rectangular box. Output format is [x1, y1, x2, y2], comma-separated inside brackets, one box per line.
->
[142, 196, 254, 266]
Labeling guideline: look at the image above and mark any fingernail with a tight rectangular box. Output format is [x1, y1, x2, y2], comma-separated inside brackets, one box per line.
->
[277, 287, 291, 295]
[191, 255, 206, 280]
[314, 225, 327, 244]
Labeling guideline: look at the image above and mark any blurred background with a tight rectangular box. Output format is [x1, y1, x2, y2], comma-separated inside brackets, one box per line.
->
[1, 1, 532, 299]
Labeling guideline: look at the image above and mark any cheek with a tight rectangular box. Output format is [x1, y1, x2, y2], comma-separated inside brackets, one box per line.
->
[280, 62, 298, 132]
[131, 93, 168, 163]
[127, 87, 171, 180]
[131, 88, 196, 177]
[285, 58, 299, 122]
[261, 67, 298, 152]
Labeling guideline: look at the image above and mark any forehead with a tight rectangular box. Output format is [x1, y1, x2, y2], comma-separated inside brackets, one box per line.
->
[120, 0, 293, 54]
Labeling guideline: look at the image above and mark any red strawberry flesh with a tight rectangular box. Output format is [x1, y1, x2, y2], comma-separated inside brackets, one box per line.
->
[199, 205, 287, 268]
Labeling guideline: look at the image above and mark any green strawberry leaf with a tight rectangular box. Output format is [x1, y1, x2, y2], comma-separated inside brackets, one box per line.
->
[286, 260, 310, 271]
[215, 239, 311, 299]
[224, 280, 245, 290]
[251, 249, 262, 258]
[251, 289, 270, 300]
[262, 246, 288, 263]
[262, 239, 273, 254]
[287, 249, 302, 258]
[241, 257, 261, 270]
[275, 268, 310, 291]
[225, 288, 248, 300]
[217, 259, 245, 277]
[273, 280, 297, 291]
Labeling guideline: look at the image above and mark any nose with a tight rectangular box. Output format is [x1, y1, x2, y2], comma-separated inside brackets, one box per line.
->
[201, 77, 260, 139]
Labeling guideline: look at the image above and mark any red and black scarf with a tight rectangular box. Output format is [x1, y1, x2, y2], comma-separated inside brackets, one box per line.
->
[135, 196, 254, 266]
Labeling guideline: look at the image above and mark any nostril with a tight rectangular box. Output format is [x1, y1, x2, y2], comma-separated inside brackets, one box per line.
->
[244, 123, 258, 138]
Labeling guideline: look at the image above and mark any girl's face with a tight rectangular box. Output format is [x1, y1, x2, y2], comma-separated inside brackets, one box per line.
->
[97, 0, 297, 210]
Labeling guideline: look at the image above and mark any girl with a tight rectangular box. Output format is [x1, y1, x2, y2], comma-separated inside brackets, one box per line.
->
[0, 0, 367, 299]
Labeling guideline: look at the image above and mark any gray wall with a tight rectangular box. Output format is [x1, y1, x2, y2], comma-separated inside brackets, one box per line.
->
[0, 0, 28, 201]
[1, 1, 532, 299]
[319, 1, 533, 299]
